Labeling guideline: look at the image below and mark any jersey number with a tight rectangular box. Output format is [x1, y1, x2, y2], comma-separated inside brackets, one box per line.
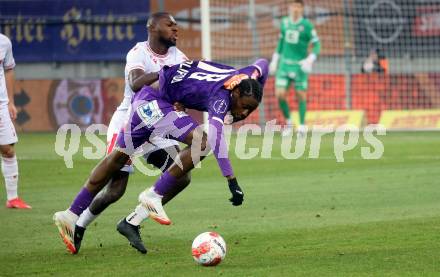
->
[189, 72, 229, 82]
[286, 30, 299, 44]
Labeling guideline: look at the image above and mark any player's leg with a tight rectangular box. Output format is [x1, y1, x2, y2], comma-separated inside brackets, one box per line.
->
[54, 109, 131, 253]
[294, 69, 309, 137]
[136, 123, 206, 226]
[146, 146, 192, 204]
[1, 144, 30, 209]
[54, 149, 131, 253]
[117, 145, 191, 253]
[122, 145, 191, 227]
[87, 171, 129, 214]
[76, 146, 189, 254]
[74, 110, 132, 228]
[275, 68, 293, 136]
[0, 107, 30, 209]
[69, 169, 129, 253]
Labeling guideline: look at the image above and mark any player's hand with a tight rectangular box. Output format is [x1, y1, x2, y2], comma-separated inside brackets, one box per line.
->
[269, 52, 280, 76]
[299, 54, 317, 74]
[269, 60, 278, 76]
[299, 59, 313, 73]
[173, 102, 186, 112]
[8, 103, 17, 120]
[228, 178, 244, 206]
[223, 112, 234, 125]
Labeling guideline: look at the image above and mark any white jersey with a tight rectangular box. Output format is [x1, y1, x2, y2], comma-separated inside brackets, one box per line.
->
[118, 41, 187, 112]
[0, 34, 15, 108]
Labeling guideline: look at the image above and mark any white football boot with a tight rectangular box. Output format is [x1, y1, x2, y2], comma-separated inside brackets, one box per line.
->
[139, 188, 171, 225]
[53, 209, 78, 254]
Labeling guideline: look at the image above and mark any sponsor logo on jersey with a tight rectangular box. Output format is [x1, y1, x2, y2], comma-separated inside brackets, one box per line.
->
[137, 100, 164, 128]
[213, 99, 228, 114]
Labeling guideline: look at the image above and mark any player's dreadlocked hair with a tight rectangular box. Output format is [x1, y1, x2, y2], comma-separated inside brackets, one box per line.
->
[237, 78, 263, 103]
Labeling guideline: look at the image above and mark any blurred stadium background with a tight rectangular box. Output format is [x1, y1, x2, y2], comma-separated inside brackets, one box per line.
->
[1, 0, 439, 131]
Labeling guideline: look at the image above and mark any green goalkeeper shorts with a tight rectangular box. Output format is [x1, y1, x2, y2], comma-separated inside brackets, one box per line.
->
[275, 64, 309, 91]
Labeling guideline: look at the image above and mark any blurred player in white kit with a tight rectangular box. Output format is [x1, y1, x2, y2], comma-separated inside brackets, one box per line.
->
[0, 33, 31, 209]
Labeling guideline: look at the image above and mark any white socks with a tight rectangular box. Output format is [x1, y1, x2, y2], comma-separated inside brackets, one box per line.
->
[76, 208, 97, 228]
[2, 156, 18, 200]
[126, 204, 149, 226]
[125, 188, 154, 226]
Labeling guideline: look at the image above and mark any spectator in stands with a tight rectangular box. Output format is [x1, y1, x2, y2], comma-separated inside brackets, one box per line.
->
[361, 48, 388, 74]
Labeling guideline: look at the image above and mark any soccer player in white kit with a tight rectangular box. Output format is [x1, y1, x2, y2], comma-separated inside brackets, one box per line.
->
[0, 34, 31, 209]
[53, 12, 190, 254]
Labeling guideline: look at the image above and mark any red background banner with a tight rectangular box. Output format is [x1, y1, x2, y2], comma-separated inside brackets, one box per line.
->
[13, 73, 440, 131]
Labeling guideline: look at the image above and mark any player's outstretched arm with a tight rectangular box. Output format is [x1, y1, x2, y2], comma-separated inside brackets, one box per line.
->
[207, 117, 244, 206]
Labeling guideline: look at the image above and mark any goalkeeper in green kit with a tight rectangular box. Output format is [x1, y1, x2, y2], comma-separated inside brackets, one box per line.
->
[269, 0, 321, 136]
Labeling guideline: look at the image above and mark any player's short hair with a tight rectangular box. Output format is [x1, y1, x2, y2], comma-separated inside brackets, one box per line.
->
[237, 78, 263, 103]
[292, 0, 304, 5]
[147, 12, 171, 28]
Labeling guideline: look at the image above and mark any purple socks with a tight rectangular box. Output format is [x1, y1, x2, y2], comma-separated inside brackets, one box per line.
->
[154, 171, 178, 196]
[69, 187, 94, 216]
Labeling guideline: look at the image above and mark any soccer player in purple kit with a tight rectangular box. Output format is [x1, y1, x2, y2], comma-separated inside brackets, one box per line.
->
[53, 12, 190, 254]
[117, 58, 268, 253]
[64, 58, 268, 254]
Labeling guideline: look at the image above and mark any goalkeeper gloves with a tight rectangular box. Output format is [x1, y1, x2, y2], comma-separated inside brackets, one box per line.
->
[228, 178, 244, 206]
[299, 53, 317, 74]
[269, 52, 280, 75]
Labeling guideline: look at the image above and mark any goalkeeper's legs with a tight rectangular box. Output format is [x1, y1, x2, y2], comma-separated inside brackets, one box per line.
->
[296, 90, 308, 137]
[276, 87, 293, 137]
[295, 71, 309, 137]
[275, 70, 293, 136]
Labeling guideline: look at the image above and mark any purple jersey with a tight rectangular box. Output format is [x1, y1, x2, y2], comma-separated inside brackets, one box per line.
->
[123, 59, 269, 177]
[154, 59, 268, 121]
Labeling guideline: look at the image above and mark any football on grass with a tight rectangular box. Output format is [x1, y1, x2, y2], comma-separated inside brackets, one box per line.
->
[191, 232, 226, 266]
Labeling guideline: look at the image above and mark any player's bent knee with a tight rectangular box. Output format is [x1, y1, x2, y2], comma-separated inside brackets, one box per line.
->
[0, 144, 15, 158]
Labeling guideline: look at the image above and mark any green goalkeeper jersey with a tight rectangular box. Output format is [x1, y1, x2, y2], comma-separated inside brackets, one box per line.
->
[275, 16, 321, 64]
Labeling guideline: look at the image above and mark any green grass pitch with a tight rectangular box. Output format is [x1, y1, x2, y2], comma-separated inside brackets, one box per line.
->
[0, 132, 439, 276]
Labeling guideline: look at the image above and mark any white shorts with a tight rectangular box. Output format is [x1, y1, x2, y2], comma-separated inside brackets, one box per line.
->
[0, 107, 18, 145]
[106, 108, 178, 173]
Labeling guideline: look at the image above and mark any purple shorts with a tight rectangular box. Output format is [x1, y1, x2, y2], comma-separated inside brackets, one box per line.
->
[116, 87, 198, 155]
